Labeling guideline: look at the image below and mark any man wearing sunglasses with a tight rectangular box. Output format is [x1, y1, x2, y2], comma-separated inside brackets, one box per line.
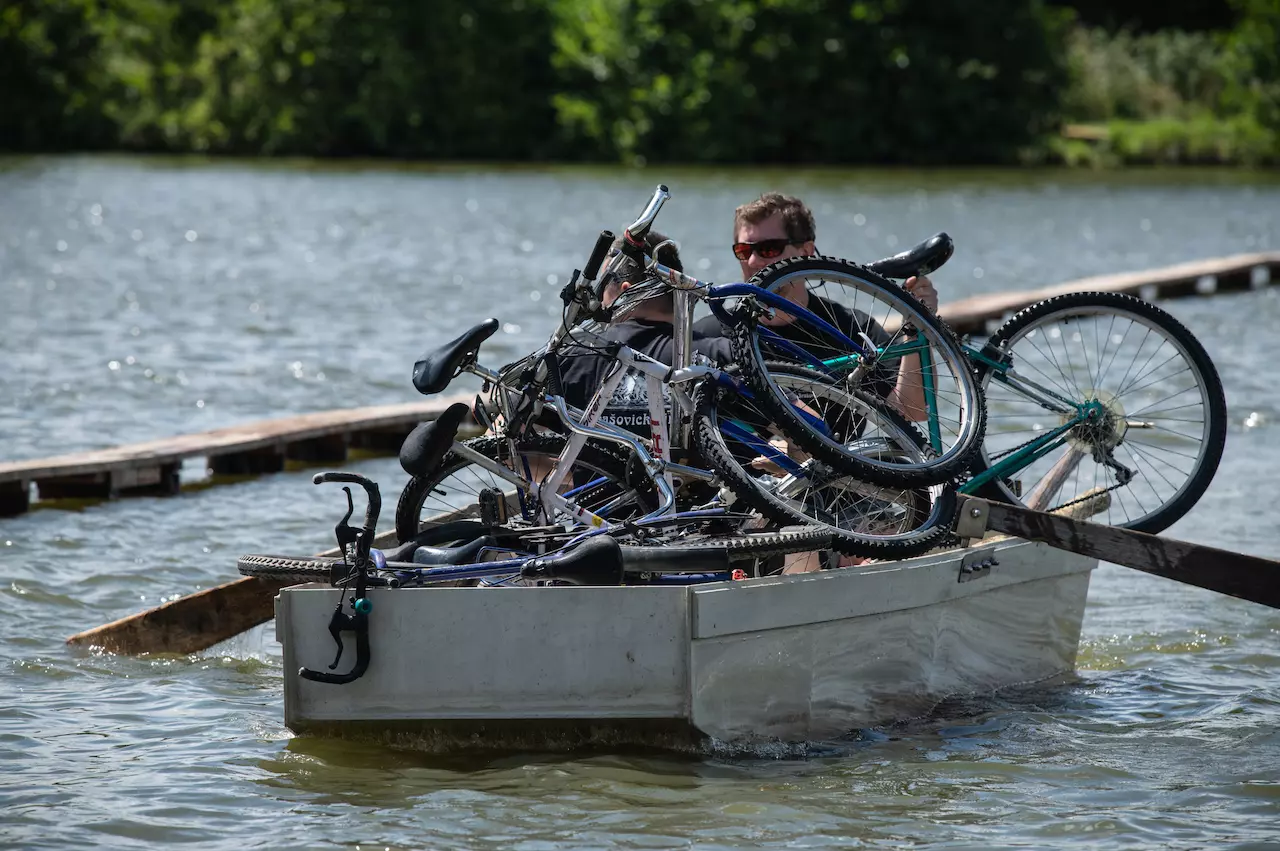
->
[694, 192, 938, 422]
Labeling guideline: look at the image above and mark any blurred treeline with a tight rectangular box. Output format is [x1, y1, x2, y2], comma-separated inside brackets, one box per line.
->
[1, 0, 1276, 164]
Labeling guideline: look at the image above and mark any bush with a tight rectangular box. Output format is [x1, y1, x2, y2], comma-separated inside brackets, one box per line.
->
[1219, 0, 1280, 136]
[174, 0, 563, 158]
[551, 0, 1071, 164]
[1058, 0, 1280, 164]
[0, 0, 114, 150]
[1062, 27, 1227, 122]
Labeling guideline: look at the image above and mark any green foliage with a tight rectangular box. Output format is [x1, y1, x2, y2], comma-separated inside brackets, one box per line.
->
[176, 0, 562, 157]
[1062, 27, 1227, 122]
[1044, 0, 1238, 33]
[552, 0, 1071, 164]
[1057, 0, 1280, 164]
[0, 0, 112, 149]
[1, 0, 1276, 165]
[1219, 0, 1280, 135]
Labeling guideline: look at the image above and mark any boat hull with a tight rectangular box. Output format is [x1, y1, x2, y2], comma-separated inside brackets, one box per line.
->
[277, 539, 1095, 751]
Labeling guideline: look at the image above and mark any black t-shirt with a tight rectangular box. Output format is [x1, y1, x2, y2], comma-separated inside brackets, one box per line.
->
[556, 319, 735, 437]
[694, 295, 896, 399]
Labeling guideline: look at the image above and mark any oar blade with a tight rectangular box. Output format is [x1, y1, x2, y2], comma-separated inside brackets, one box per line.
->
[961, 496, 1280, 610]
[66, 576, 285, 655]
[65, 524, 405, 655]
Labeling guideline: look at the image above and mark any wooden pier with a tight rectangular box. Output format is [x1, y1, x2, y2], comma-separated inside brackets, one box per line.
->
[0, 395, 472, 517]
[4, 251, 1278, 519]
[940, 250, 1279, 335]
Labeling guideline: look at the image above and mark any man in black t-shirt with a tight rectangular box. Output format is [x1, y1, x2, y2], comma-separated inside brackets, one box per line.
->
[693, 193, 939, 422]
[557, 231, 733, 439]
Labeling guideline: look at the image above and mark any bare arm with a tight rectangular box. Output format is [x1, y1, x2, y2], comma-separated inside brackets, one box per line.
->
[885, 276, 938, 422]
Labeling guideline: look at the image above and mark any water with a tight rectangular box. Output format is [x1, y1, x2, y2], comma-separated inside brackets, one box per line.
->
[2, 156, 1279, 849]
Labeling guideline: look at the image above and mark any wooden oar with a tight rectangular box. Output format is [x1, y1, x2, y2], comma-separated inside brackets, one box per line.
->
[957, 495, 1280, 610]
[1024, 447, 1086, 512]
[65, 527, 401, 655]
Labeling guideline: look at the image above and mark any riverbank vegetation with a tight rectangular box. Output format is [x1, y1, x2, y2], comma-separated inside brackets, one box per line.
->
[2, 0, 1275, 165]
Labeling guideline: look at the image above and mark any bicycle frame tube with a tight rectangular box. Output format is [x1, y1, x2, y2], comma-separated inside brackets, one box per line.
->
[959, 417, 1083, 493]
[962, 343, 1079, 415]
[708, 283, 867, 354]
[449, 439, 627, 530]
[716, 419, 806, 478]
[916, 340, 942, 452]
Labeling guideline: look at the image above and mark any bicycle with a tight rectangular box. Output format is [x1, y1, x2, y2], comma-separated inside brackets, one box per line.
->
[732, 260, 1226, 533]
[390, 185, 966, 557]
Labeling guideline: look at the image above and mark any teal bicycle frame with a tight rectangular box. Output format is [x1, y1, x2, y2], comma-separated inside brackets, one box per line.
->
[819, 338, 1106, 496]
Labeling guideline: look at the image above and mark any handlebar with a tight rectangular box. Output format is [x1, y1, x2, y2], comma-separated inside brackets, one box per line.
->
[301, 471, 381, 687]
[299, 606, 371, 684]
[624, 184, 670, 244]
[582, 230, 614, 282]
[313, 472, 381, 541]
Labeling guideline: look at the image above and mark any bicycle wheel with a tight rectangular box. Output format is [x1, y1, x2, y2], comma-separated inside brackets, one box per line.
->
[612, 517, 831, 563]
[762, 360, 941, 472]
[727, 256, 985, 488]
[394, 434, 654, 544]
[691, 378, 955, 558]
[970, 291, 1227, 534]
[238, 553, 344, 584]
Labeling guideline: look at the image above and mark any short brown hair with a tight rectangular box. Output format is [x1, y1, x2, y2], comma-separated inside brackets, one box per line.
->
[734, 193, 816, 244]
[605, 229, 681, 312]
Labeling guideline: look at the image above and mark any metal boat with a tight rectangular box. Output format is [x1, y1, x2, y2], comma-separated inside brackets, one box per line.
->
[275, 537, 1096, 752]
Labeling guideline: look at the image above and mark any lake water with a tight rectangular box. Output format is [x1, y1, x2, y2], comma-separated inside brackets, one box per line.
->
[2, 156, 1278, 849]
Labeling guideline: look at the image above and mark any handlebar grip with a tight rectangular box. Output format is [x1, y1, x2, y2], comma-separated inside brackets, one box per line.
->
[299, 631, 370, 683]
[313, 472, 372, 486]
[625, 185, 670, 242]
[299, 609, 371, 684]
[583, 230, 614, 282]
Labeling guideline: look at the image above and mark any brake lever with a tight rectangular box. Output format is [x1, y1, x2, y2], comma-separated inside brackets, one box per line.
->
[334, 487, 359, 554]
[325, 605, 353, 669]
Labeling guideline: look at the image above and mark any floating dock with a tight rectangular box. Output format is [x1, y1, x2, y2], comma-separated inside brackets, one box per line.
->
[5, 251, 1279, 518]
[940, 250, 1279, 334]
[0, 395, 472, 517]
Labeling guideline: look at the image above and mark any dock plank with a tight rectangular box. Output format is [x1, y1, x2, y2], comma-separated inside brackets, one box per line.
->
[0, 396, 471, 485]
[939, 251, 1279, 334]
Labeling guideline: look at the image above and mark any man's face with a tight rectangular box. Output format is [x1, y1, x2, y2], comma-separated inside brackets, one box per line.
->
[734, 211, 816, 280]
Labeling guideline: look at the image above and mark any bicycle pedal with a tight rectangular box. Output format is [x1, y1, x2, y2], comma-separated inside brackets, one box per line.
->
[478, 488, 509, 526]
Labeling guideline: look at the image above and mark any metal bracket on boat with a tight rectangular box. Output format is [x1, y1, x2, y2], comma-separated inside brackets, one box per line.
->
[954, 495, 991, 545]
[958, 548, 999, 583]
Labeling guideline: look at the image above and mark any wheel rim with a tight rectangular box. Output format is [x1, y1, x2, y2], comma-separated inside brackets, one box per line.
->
[767, 368, 933, 467]
[707, 388, 946, 544]
[749, 265, 980, 476]
[980, 305, 1217, 529]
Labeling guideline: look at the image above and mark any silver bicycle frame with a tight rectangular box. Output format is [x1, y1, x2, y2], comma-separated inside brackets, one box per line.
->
[442, 185, 728, 528]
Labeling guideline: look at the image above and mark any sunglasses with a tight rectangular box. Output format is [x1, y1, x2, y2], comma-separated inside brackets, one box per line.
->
[732, 238, 803, 263]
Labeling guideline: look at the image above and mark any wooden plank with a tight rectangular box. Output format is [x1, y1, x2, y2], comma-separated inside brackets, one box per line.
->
[285, 432, 350, 464]
[209, 446, 285, 476]
[350, 427, 416, 453]
[37, 472, 113, 500]
[940, 252, 1280, 335]
[66, 576, 290, 656]
[960, 496, 1280, 610]
[0, 394, 472, 485]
